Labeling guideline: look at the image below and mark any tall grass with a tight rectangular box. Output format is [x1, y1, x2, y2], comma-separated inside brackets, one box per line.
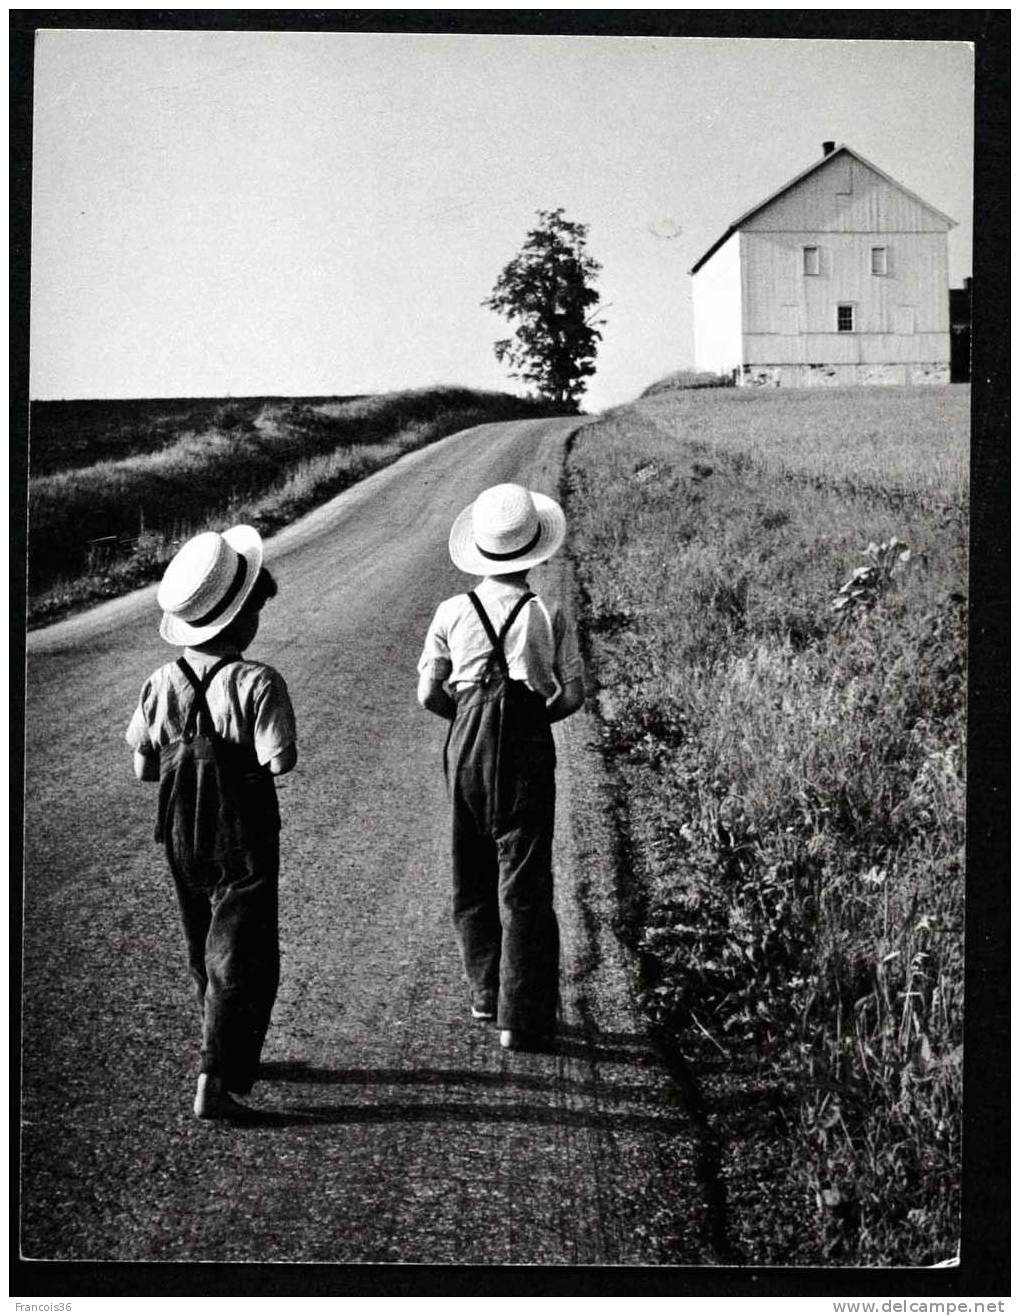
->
[565, 385, 967, 1264]
[29, 387, 554, 625]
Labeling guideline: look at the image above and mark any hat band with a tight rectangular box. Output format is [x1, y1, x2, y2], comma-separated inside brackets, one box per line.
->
[476, 524, 542, 562]
[188, 554, 248, 628]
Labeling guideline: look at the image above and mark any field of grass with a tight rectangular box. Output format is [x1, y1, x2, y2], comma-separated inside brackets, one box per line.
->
[632, 385, 968, 509]
[28, 388, 556, 626]
[28, 395, 347, 476]
[564, 383, 968, 1265]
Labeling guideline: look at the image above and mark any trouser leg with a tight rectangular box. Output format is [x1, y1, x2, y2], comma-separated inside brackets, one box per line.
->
[202, 847, 280, 1094]
[495, 792, 560, 1034]
[451, 783, 501, 1013]
[169, 855, 212, 1014]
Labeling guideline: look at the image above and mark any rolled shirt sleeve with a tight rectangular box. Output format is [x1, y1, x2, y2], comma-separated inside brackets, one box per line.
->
[417, 602, 454, 683]
[125, 681, 156, 753]
[251, 668, 297, 767]
[551, 605, 584, 689]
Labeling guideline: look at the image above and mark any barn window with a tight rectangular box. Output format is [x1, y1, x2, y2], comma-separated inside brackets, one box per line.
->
[871, 246, 889, 276]
[803, 246, 820, 276]
[837, 304, 855, 333]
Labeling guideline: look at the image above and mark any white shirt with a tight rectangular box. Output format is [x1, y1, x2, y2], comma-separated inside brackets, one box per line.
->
[417, 578, 583, 704]
[126, 653, 297, 767]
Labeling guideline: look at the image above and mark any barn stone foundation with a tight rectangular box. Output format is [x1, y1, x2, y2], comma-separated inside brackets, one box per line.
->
[857, 363, 908, 386]
[908, 362, 951, 385]
[739, 365, 784, 387]
[738, 362, 951, 388]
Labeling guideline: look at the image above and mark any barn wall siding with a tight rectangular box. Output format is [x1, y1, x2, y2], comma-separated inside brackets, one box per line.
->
[691, 232, 742, 375]
[742, 232, 950, 336]
[743, 332, 950, 365]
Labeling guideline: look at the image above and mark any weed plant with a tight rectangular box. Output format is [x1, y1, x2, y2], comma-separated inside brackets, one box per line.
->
[29, 388, 554, 625]
[565, 385, 967, 1265]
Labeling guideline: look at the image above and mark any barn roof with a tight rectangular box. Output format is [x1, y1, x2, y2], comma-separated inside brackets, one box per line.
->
[689, 144, 957, 275]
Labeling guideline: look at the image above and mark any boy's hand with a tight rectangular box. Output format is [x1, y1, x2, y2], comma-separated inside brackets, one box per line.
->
[547, 677, 585, 724]
[133, 749, 159, 782]
[418, 675, 456, 721]
[268, 744, 297, 776]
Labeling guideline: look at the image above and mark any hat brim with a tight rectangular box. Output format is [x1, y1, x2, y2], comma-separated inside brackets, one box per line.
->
[159, 524, 264, 646]
[449, 491, 566, 576]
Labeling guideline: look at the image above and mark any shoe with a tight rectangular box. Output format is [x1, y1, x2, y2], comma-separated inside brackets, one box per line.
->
[194, 1073, 252, 1121]
[499, 1029, 553, 1052]
[471, 1005, 496, 1021]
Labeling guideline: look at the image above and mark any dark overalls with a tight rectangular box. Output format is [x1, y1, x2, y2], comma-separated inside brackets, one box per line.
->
[445, 591, 560, 1035]
[156, 657, 281, 1095]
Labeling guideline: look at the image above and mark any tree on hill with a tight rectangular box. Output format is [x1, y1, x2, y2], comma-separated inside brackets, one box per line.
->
[483, 209, 604, 410]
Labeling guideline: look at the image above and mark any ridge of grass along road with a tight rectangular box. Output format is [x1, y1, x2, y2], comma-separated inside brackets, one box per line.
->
[563, 384, 967, 1267]
[26, 387, 562, 628]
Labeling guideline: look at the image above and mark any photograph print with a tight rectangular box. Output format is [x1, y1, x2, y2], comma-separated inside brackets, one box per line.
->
[13, 11, 1004, 1295]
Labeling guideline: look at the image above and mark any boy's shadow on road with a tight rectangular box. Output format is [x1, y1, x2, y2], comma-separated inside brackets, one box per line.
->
[231, 1026, 686, 1131]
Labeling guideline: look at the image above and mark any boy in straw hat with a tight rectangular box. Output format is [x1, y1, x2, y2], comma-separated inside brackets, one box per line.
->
[417, 483, 584, 1051]
[126, 525, 297, 1120]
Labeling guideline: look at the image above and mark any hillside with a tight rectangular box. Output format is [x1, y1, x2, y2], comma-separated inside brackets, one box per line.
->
[564, 383, 969, 1265]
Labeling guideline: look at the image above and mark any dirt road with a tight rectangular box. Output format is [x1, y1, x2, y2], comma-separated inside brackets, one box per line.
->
[21, 416, 708, 1266]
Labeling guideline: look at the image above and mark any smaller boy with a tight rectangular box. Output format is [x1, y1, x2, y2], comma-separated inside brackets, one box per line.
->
[126, 525, 297, 1120]
[417, 483, 584, 1051]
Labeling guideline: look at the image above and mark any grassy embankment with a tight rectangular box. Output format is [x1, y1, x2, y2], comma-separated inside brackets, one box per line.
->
[565, 384, 967, 1266]
[28, 387, 556, 626]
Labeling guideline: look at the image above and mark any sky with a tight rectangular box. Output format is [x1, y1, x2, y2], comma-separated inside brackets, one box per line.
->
[29, 29, 974, 412]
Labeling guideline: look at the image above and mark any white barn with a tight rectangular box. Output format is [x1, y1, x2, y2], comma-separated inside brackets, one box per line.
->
[690, 143, 956, 387]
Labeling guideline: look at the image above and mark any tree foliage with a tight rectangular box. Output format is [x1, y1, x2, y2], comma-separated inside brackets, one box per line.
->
[483, 209, 603, 409]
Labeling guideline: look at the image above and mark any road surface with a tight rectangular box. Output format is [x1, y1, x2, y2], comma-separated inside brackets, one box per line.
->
[21, 416, 709, 1265]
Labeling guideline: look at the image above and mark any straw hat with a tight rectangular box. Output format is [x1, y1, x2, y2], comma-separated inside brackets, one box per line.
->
[157, 525, 264, 646]
[449, 483, 566, 576]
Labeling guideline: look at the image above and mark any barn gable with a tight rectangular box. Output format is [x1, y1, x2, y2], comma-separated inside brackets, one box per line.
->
[691, 145, 955, 275]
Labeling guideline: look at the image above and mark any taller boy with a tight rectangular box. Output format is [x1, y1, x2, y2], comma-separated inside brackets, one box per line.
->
[417, 484, 584, 1051]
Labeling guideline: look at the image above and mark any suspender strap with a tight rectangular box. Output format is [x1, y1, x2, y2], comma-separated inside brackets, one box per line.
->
[467, 591, 535, 680]
[467, 591, 500, 652]
[498, 592, 535, 646]
[176, 656, 234, 738]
